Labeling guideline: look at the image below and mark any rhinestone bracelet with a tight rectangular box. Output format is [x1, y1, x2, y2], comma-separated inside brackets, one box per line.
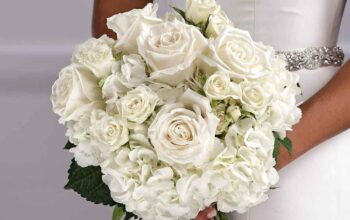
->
[276, 46, 345, 71]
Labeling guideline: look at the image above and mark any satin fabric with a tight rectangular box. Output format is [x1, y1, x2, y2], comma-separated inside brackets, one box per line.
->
[155, 1, 350, 219]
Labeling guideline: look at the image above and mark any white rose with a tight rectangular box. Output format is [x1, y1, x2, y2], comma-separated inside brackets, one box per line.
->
[205, 11, 232, 38]
[204, 71, 241, 100]
[107, 3, 161, 54]
[71, 35, 115, 78]
[51, 64, 104, 123]
[137, 19, 207, 86]
[240, 82, 271, 115]
[118, 85, 159, 124]
[102, 54, 147, 101]
[148, 89, 220, 169]
[201, 27, 275, 79]
[68, 110, 129, 167]
[89, 110, 129, 150]
[185, 0, 220, 24]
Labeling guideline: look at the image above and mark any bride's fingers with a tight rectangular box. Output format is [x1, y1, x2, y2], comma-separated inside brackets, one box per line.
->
[195, 207, 217, 220]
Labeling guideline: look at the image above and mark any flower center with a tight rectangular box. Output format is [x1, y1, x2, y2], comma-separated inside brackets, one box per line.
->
[168, 119, 194, 145]
[244, 87, 264, 105]
[127, 97, 143, 112]
[159, 31, 181, 47]
[212, 78, 226, 92]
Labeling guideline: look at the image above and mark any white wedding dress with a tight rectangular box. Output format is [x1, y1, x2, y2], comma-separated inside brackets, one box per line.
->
[155, 0, 350, 219]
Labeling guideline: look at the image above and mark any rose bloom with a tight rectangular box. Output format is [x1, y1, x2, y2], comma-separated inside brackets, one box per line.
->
[51, 64, 104, 123]
[205, 11, 232, 38]
[240, 81, 272, 116]
[118, 85, 159, 124]
[71, 35, 115, 78]
[88, 110, 129, 150]
[185, 0, 221, 24]
[203, 71, 241, 100]
[137, 19, 207, 86]
[107, 3, 161, 54]
[201, 27, 275, 80]
[67, 110, 129, 167]
[148, 89, 221, 170]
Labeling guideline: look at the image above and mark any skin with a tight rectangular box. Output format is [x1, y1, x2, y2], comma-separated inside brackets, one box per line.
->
[92, 0, 350, 219]
[92, 0, 153, 38]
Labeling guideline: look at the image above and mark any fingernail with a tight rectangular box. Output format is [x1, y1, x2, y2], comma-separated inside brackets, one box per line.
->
[207, 209, 217, 218]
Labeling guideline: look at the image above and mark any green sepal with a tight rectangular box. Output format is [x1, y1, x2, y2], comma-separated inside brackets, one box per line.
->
[171, 6, 186, 18]
[64, 141, 76, 150]
[112, 206, 124, 220]
[215, 211, 229, 220]
[171, 6, 210, 35]
[270, 186, 280, 190]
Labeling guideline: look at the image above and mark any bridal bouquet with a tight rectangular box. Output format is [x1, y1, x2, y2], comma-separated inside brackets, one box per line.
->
[51, 1, 301, 219]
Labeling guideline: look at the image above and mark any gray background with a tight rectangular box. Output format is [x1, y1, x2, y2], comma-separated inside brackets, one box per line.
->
[0, 1, 349, 220]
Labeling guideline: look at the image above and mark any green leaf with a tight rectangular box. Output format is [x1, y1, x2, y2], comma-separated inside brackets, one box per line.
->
[270, 186, 280, 190]
[125, 212, 138, 220]
[171, 6, 186, 18]
[112, 206, 124, 220]
[64, 159, 117, 206]
[217, 211, 229, 220]
[273, 133, 293, 159]
[200, 15, 212, 35]
[171, 6, 206, 34]
[64, 141, 76, 150]
[273, 136, 281, 159]
[280, 137, 292, 156]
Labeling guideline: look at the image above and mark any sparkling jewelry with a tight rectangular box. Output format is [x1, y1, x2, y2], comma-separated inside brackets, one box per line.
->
[277, 46, 344, 71]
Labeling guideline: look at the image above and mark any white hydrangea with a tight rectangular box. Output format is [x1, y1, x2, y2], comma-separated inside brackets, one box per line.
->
[102, 54, 147, 102]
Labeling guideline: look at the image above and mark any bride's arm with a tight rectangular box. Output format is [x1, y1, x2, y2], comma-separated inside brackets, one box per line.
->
[276, 60, 350, 169]
[92, 0, 152, 38]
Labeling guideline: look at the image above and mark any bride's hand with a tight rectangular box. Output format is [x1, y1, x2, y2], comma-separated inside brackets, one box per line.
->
[195, 207, 217, 220]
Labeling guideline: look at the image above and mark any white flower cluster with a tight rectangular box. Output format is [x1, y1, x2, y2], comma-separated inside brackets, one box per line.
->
[51, 1, 301, 219]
